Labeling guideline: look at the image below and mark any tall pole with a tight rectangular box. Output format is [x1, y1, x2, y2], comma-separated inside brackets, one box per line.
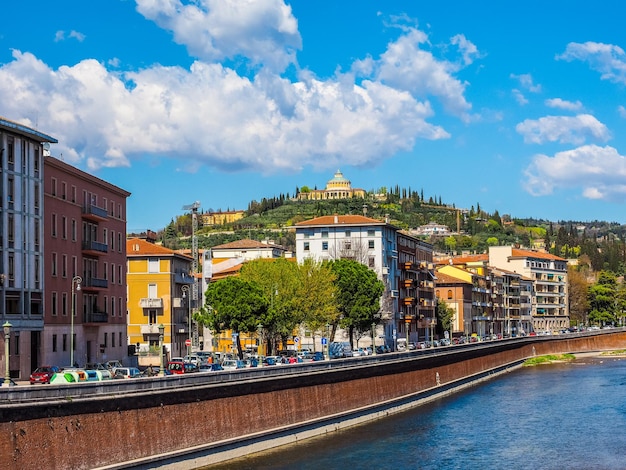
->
[70, 276, 82, 367]
[158, 324, 164, 376]
[3, 321, 11, 387]
[182, 201, 200, 350]
[181, 285, 191, 359]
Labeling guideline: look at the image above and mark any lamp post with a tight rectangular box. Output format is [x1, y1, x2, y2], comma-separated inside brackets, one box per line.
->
[158, 324, 165, 376]
[70, 276, 82, 367]
[181, 285, 191, 360]
[257, 323, 263, 365]
[3, 321, 11, 387]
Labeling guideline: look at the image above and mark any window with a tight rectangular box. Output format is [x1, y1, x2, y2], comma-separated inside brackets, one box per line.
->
[367, 229, 375, 237]
[7, 177, 14, 202]
[61, 182, 67, 200]
[149, 309, 157, 325]
[111, 230, 115, 251]
[51, 292, 58, 316]
[51, 253, 58, 276]
[51, 213, 57, 237]
[344, 240, 351, 250]
[368, 240, 375, 249]
[7, 137, 14, 163]
[103, 228, 108, 246]
[111, 297, 115, 317]
[368, 256, 375, 268]
[34, 219, 40, 249]
[447, 289, 453, 300]
[119, 298, 123, 317]
[104, 332, 108, 348]
[63, 334, 67, 352]
[62, 255, 67, 278]
[321, 230, 328, 238]
[119, 332, 122, 345]
[118, 265, 122, 284]
[112, 331, 115, 347]
[71, 219, 77, 241]
[71, 185, 77, 203]
[111, 263, 115, 284]
[51, 177, 57, 197]
[304, 242, 310, 251]
[62, 217, 67, 239]
[148, 258, 159, 273]
[118, 233, 122, 252]
[7, 213, 14, 242]
[52, 334, 57, 352]
[148, 284, 157, 299]
[345, 230, 351, 237]
[62, 293, 68, 316]
[103, 262, 108, 280]
[322, 241, 328, 251]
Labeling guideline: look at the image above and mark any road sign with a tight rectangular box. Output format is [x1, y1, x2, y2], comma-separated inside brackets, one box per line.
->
[321, 337, 327, 345]
[185, 339, 191, 347]
[293, 336, 299, 343]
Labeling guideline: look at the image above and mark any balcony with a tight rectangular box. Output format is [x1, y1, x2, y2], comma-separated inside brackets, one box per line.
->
[420, 280, 434, 289]
[403, 297, 416, 306]
[82, 240, 108, 255]
[174, 272, 194, 284]
[82, 204, 108, 221]
[83, 311, 108, 323]
[402, 279, 414, 288]
[82, 277, 108, 289]
[140, 298, 163, 309]
[140, 324, 162, 335]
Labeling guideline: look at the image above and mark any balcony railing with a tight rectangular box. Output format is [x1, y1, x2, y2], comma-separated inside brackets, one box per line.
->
[82, 240, 108, 253]
[84, 311, 108, 323]
[82, 204, 108, 220]
[140, 324, 162, 335]
[82, 277, 108, 289]
[140, 297, 163, 309]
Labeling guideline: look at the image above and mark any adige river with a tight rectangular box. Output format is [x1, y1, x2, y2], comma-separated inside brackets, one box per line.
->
[205, 354, 626, 470]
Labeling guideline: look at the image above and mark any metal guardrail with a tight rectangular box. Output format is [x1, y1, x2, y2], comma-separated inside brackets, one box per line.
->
[1, 328, 623, 404]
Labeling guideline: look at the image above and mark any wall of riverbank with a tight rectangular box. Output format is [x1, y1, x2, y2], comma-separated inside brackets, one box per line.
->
[1, 331, 624, 470]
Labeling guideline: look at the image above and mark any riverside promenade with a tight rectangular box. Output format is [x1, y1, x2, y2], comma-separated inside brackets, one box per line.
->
[1, 330, 625, 470]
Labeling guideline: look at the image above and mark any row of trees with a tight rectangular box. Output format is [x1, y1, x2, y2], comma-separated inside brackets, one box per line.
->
[195, 258, 384, 358]
[568, 267, 626, 327]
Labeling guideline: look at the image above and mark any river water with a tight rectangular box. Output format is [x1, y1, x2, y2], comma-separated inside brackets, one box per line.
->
[205, 355, 626, 470]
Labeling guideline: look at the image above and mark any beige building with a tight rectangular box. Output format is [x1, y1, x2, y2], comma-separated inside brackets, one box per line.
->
[297, 170, 366, 201]
[200, 210, 245, 227]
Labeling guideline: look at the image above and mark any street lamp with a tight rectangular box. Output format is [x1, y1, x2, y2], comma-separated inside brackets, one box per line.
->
[257, 323, 263, 365]
[181, 285, 192, 360]
[3, 321, 11, 387]
[158, 324, 165, 376]
[70, 276, 82, 367]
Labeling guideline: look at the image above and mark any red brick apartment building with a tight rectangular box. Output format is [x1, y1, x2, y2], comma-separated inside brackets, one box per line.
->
[44, 156, 130, 368]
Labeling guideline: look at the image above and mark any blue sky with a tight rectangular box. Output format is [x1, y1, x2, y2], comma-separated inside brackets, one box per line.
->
[2, 1, 626, 232]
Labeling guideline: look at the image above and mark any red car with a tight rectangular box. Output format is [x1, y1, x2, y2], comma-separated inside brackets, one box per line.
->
[29, 366, 60, 384]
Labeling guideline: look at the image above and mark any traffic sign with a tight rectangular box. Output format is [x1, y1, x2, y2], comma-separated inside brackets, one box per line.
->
[185, 339, 192, 347]
[293, 336, 299, 343]
[321, 337, 327, 345]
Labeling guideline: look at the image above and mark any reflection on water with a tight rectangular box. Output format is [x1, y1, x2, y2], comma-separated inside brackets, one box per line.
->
[204, 356, 626, 470]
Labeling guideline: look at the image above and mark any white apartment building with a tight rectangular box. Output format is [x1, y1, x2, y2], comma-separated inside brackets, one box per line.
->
[295, 215, 400, 347]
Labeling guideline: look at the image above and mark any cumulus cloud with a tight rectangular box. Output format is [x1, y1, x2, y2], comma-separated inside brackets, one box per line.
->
[545, 98, 583, 111]
[0, 50, 448, 172]
[618, 105, 626, 119]
[369, 28, 475, 121]
[512, 89, 528, 106]
[557, 41, 626, 85]
[516, 114, 610, 145]
[524, 145, 626, 201]
[135, 0, 301, 72]
[0, 2, 478, 173]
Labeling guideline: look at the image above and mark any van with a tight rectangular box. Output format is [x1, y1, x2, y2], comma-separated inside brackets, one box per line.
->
[329, 342, 351, 359]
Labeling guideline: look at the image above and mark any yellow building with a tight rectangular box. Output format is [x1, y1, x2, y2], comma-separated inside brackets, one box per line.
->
[200, 210, 245, 227]
[297, 169, 366, 200]
[126, 238, 194, 361]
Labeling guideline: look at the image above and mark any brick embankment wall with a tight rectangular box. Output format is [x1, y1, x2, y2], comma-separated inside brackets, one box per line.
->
[1, 332, 624, 470]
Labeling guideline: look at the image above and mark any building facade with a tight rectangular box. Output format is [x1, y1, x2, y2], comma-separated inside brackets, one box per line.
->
[44, 156, 130, 368]
[297, 170, 366, 201]
[200, 210, 245, 227]
[1, 117, 57, 379]
[127, 238, 194, 361]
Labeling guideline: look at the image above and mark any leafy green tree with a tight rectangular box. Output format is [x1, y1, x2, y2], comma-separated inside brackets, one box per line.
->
[588, 271, 618, 326]
[568, 266, 590, 326]
[198, 277, 268, 359]
[240, 258, 301, 353]
[330, 259, 385, 347]
[486, 237, 499, 246]
[435, 298, 455, 337]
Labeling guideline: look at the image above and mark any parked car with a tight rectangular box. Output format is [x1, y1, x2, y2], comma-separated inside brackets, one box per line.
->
[113, 367, 142, 379]
[311, 351, 325, 361]
[105, 360, 123, 371]
[199, 363, 224, 372]
[184, 355, 201, 366]
[222, 359, 246, 370]
[29, 365, 60, 384]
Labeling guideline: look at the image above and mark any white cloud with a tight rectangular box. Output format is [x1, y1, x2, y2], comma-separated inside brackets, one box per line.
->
[510, 73, 542, 93]
[0, 49, 448, 172]
[135, 0, 301, 72]
[618, 105, 626, 119]
[516, 114, 610, 145]
[512, 89, 528, 105]
[545, 98, 583, 111]
[524, 145, 626, 201]
[369, 28, 475, 121]
[54, 30, 86, 42]
[557, 41, 626, 85]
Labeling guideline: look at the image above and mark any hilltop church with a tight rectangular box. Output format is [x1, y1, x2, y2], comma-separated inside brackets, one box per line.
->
[297, 169, 366, 201]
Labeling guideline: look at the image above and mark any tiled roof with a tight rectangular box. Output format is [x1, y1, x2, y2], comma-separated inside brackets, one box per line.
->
[511, 248, 565, 261]
[127, 238, 192, 259]
[212, 239, 282, 250]
[434, 271, 471, 284]
[295, 215, 387, 227]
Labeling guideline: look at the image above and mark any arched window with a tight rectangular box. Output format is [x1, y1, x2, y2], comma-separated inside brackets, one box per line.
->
[447, 289, 453, 299]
